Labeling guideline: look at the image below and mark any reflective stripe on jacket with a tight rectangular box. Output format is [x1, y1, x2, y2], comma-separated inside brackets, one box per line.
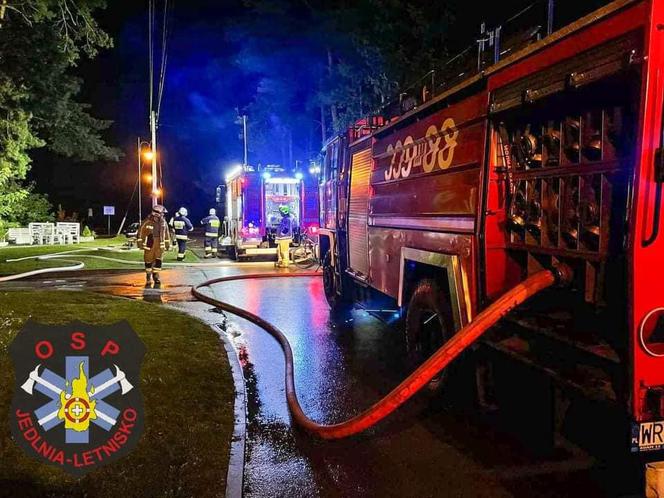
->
[171, 214, 193, 240]
[201, 215, 220, 237]
[137, 214, 171, 250]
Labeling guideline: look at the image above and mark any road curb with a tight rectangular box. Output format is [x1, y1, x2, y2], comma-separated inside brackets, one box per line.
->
[211, 321, 247, 498]
[165, 304, 246, 498]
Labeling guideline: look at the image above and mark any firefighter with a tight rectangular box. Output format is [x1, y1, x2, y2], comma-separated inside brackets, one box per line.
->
[170, 207, 193, 261]
[137, 204, 172, 285]
[275, 205, 297, 268]
[201, 208, 221, 258]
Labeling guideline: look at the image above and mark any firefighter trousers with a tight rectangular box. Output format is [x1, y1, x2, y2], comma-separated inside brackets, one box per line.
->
[276, 237, 292, 267]
[176, 238, 187, 261]
[144, 244, 164, 276]
[204, 236, 218, 257]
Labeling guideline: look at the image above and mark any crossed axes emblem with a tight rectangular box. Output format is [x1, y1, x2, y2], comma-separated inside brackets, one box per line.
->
[21, 364, 133, 427]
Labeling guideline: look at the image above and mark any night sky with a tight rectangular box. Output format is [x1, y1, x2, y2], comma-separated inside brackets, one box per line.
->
[27, 0, 611, 230]
[30, 0, 249, 229]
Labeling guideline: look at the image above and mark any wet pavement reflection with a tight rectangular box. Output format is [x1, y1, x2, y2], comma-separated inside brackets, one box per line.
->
[1, 264, 634, 497]
[206, 273, 618, 498]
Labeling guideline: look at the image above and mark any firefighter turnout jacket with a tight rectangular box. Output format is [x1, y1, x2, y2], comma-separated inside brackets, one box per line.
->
[277, 214, 297, 239]
[201, 215, 221, 237]
[171, 213, 194, 240]
[137, 214, 172, 253]
[137, 213, 172, 276]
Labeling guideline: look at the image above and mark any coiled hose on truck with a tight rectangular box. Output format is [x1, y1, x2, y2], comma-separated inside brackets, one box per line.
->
[192, 264, 573, 440]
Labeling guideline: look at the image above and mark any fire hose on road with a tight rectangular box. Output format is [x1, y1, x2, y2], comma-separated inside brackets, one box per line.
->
[192, 264, 573, 440]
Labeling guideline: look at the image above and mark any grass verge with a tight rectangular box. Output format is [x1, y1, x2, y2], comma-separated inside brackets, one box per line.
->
[0, 290, 233, 497]
[0, 237, 200, 276]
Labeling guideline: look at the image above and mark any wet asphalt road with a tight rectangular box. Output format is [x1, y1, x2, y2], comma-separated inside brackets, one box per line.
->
[0, 264, 640, 497]
[197, 270, 617, 498]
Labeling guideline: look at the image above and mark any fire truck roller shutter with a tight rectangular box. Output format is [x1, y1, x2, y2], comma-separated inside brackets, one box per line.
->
[348, 148, 372, 278]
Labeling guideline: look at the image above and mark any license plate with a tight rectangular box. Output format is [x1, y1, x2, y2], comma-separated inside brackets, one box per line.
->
[632, 420, 664, 452]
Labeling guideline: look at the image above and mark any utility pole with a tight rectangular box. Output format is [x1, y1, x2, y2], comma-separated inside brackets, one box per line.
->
[137, 137, 143, 224]
[0, 0, 7, 29]
[242, 114, 248, 166]
[150, 111, 158, 207]
[235, 111, 248, 166]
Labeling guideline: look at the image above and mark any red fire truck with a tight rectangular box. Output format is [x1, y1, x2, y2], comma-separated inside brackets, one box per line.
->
[319, 0, 664, 456]
[222, 165, 319, 259]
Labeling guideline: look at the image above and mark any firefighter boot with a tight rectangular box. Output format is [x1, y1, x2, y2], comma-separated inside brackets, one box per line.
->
[153, 272, 161, 286]
[145, 271, 152, 287]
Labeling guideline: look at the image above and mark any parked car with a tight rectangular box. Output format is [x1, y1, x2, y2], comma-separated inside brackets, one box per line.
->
[123, 222, 140, 248]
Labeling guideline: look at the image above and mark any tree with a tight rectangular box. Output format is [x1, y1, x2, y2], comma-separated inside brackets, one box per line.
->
[235, 0, 455, 162]
[1, 21, 120, 161]
[0, 0, 118, 222]
[4, 184, 55, 224]
[1, 0, 111, 62]
[0, 79, 43, 217]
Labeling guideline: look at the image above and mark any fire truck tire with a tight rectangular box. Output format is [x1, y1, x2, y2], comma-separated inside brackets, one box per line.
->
[323, 251, 349, 312]
[405, 279, 454, 393]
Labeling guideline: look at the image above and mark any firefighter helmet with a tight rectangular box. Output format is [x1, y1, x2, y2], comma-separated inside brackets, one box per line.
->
[179, 207, 188, 216]
[279, 205, 290, 215]
[152, 204, 167, 215]
[209, 208, 216, 216]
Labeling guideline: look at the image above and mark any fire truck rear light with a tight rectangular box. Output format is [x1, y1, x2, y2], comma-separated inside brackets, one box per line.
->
[640, 308, 664, 357]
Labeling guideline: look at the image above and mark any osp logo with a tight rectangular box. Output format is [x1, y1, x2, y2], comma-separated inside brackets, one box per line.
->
[384, 117, 459, 181]
[9, 320, 146, 476]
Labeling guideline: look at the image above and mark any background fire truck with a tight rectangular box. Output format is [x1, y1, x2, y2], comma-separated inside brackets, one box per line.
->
[318, 0, 664, 460]
[221, 164, 319, 259]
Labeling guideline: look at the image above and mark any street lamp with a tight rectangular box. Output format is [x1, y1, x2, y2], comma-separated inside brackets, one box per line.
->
[152, 187, 163, 204]
[137, 138, 162, 222]
[137, 138, 153, 225]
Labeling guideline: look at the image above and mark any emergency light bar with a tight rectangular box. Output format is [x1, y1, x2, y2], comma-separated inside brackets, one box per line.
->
[264, 177, 301, 184]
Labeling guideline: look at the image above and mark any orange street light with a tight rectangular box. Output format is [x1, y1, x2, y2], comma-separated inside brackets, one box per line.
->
[143, 173, 153, 183]
[143, 150, 155, 161]
[152, 188, 162, 197]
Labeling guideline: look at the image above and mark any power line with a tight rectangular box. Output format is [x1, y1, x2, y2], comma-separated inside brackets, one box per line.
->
[156, 0, 173, 123]
[148, 0, 155, 116]
[158, 156, 165, 205]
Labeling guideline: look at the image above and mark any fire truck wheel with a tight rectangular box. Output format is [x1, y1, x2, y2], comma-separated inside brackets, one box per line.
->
[405, 279, 453, 393]
[323, 251, 348, 313]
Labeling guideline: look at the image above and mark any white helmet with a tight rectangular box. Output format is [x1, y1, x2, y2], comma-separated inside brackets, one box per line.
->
[209, 208, 216, 216]
[179, 207, 188, 216]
